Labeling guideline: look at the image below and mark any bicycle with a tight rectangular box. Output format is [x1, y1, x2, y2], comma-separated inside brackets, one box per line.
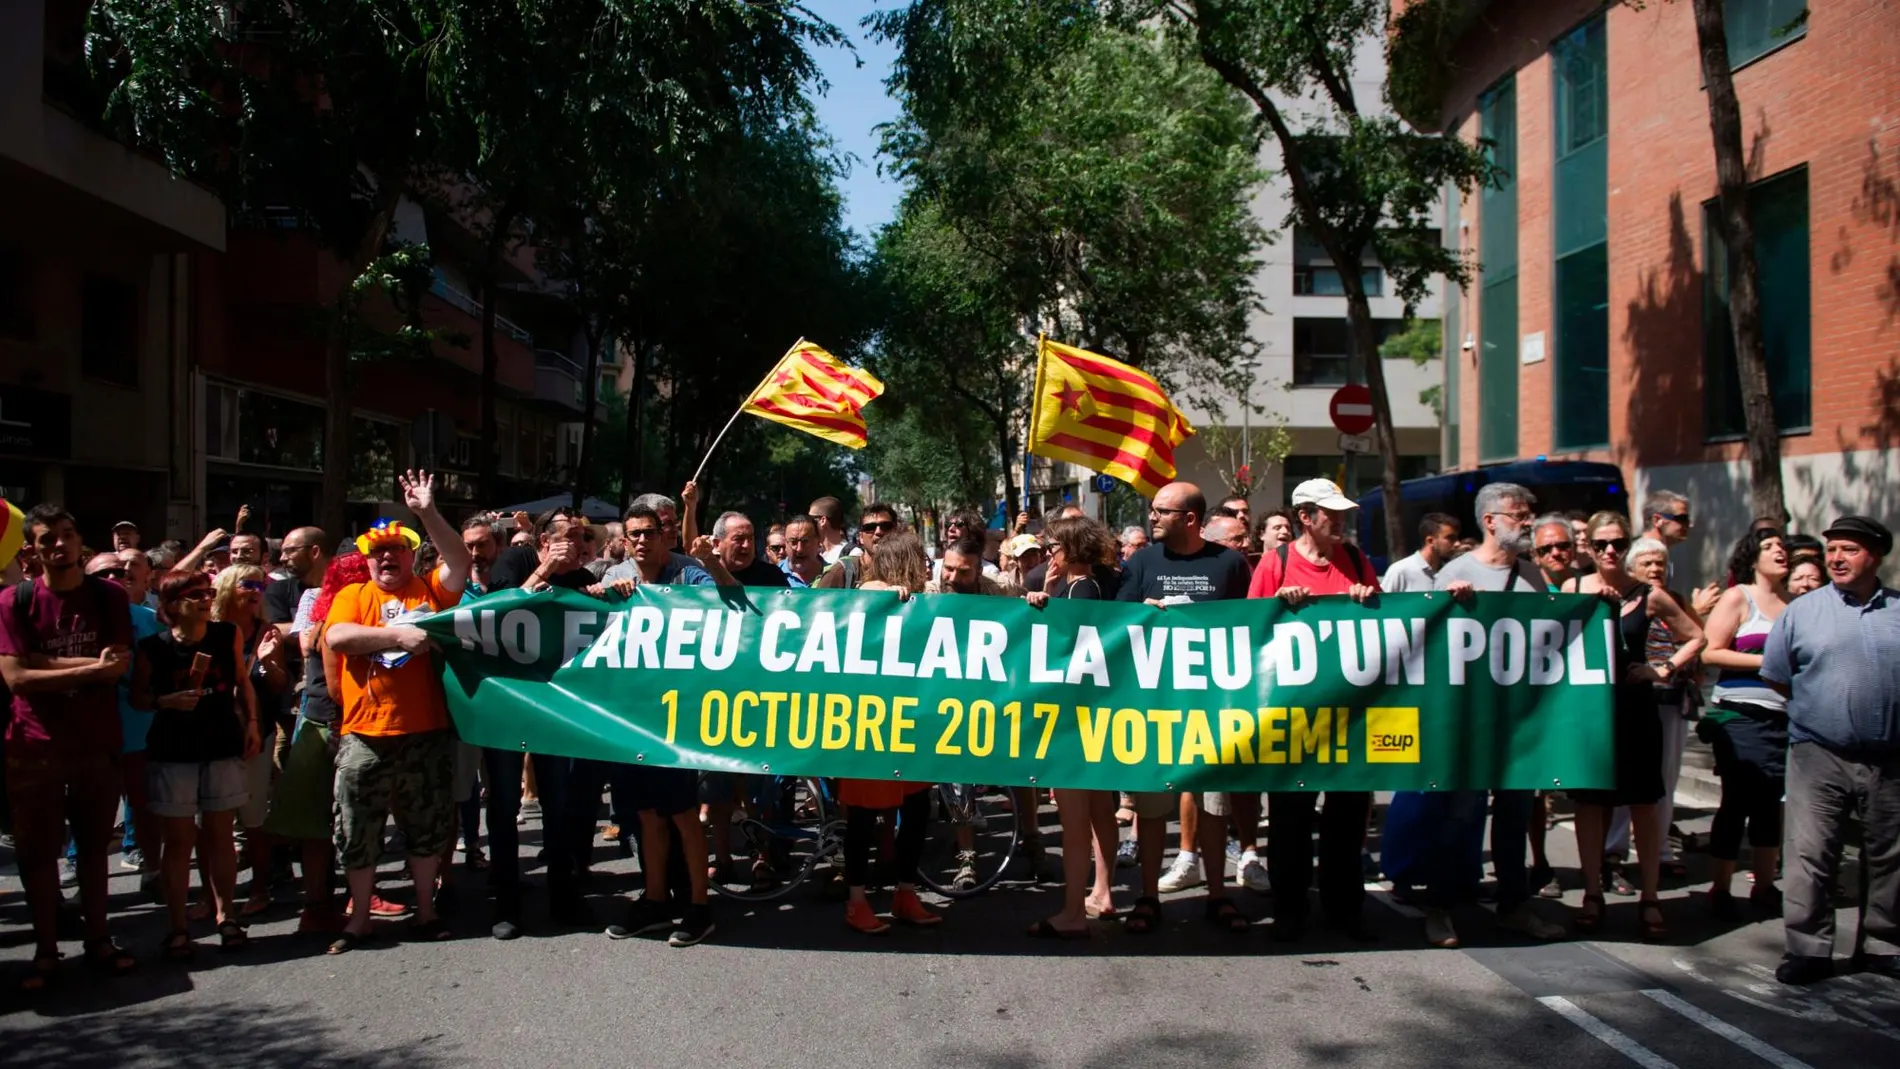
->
[706, 777, 1026, 902]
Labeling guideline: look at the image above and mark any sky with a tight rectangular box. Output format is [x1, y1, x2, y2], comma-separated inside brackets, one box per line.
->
[803, 0, 906, 240]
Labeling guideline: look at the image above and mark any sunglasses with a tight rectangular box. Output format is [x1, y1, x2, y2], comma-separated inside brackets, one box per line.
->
[176, 588, 213, 603]
[92, 566, 128, 580]
[765, 543, 786, 553]
[860, 521, 895, 533]
[239, 579, 269, 593]
[1658, 512, 1691, 524]
[1590, 537, 1631, 553]
[627, 528, 663, 541]
[1533, 542, 1574, 557]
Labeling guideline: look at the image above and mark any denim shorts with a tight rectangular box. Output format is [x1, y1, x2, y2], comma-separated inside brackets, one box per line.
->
[148, 758, 250, 818]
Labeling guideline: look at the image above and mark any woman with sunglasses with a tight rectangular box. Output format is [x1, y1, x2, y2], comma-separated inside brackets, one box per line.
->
[133, 570, 261, 957]
[213, 564, 287, 918]
[1561, 513, 1705, 939]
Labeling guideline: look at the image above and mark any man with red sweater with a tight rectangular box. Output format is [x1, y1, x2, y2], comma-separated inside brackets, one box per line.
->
[1249, 479, 1380, 942]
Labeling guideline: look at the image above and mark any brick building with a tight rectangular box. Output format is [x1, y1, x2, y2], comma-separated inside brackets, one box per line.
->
[1398, 0, 1899, 579]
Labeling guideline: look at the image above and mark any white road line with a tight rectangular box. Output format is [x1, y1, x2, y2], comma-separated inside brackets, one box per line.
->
[1641, 989, 1818, 1069]
[1538, 996, 1680, 1069]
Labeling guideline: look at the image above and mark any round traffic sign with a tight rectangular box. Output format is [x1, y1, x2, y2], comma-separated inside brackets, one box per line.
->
[1091, 473, 1119, 493]
[1329, 384, 1375, 436]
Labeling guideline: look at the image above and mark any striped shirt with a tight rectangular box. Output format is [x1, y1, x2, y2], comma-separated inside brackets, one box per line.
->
[1761, 583, 1900, 753]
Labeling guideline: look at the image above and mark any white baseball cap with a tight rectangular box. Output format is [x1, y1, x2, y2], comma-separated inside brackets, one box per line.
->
[1289, 478, 1357, 511]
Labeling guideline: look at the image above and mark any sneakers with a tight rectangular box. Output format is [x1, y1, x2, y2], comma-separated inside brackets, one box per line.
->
[1602, 861, 1635, 896]
[845, 899, 890, 934]
[121, 849, 146, 872]
[606, 896, 677, 940]
[952, 851, 978, 892]
[1237, 850, 1271, 893]
[1158, 851, 1205, 894]
[344, 894, 411, 919]
[517, 799, 540, 826]
[892, 887, 942, 927]
[1424, 908, 1460, 948]
[667, 904, 715, 947]
[59, 858, 78, 888]
[1115, 838, 1138, 868]
[1497, 902, 1564, 941]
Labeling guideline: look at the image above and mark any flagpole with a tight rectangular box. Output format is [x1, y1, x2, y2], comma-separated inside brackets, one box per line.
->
[691, 338, 806, 485]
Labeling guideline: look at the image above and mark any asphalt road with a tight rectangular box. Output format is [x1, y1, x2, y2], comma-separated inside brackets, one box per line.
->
[2, 798, 1895, 1069]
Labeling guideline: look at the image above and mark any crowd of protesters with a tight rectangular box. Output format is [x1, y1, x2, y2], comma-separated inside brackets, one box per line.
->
[0, 471, 1893, 991]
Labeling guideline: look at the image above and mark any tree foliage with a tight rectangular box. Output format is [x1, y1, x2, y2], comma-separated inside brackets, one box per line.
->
[869, 2, 1267, 513]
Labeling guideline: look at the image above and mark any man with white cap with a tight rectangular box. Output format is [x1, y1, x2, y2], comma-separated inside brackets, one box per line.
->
[1248, 478, 1381, 942]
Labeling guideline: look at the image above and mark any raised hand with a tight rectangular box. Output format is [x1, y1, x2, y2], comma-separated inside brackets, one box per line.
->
[512, 510, 533, 533]
[399, 469, 437, 513]
[680, 481, 700, 508]
[235, 504, 252, 531]
[196, 528, 228, 552]
[689, 535, 720, 567]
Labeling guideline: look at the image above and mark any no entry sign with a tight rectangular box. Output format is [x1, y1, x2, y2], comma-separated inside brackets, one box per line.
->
[1329, 384, 1375, 436]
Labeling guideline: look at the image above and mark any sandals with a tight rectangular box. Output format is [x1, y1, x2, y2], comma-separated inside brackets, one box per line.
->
[1205, 897, 1250, 934]
[1639, 898, 1668, 942]
[162, 929, 197, 962]
[217, 920, 249, 952]
[1025, 918, 1091, 940]
[326, 930, 375, 956]
[1123, 895, 1162, 935]
[19, 952, 60, 993]
[407, 917, 453, 943]
[82, 938, 139, 976]
[1573, 893, 1606, 935]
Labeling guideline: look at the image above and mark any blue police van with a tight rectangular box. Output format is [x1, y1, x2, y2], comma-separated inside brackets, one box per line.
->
[1354, 459, 1630, 571]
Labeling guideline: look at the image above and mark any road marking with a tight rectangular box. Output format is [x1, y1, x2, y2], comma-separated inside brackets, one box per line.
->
[1641, 989, 1817, 1069]
[1538, 996, 1679, 1069]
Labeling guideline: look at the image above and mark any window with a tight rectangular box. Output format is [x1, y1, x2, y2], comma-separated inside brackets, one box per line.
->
[1725, 0, 1806, 68]
[1293, 319, 1351, 386]
[81, 275, 139, 387]
[0, 249, 34, 341]
[204, 383, 325, 470]
[1292, 228, 1384, 297]
[1293, 319, 1414, 387]
[1552, 16, 1610, 450]
[349, 419, 401, 502]
[1704, 166, 1810, 438]
[1283, 454, 1438, 491]
[1477, 78, 1519, 461]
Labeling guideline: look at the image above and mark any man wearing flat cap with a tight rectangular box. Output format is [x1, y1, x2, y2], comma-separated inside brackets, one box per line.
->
[1762, 515, 1900, 985]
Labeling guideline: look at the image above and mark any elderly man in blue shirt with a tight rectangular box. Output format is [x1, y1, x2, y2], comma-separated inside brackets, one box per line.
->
[1761, 515, 1900, 986]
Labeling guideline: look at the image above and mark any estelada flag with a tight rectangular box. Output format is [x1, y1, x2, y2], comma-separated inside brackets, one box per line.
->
[741, 340, 886, 449]
[0, 498, 22, 572]
[1027, 338, 1194, 499]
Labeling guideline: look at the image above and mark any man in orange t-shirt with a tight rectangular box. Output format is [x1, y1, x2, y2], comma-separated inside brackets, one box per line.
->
[321, 471, 470, 953]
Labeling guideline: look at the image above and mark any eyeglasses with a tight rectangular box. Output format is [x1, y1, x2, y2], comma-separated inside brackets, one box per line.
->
[92, 567, 127, 580]
[860, 521, 895, 533]
[627, 528, 663, 541]
[765, 543, 786, 554]
[1149, 506, 1191, 517]
[1533, 542, 1575, 557]
[1486, 510, 1535, 523]
[239, 579, 269, 593]
[1590, 537, 1631, 553]
[177, 588, 213, 603]
[1657, 512, 1691, 525]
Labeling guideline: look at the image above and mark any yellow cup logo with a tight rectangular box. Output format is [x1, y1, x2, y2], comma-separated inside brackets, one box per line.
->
[1365, 707, 1421, 763]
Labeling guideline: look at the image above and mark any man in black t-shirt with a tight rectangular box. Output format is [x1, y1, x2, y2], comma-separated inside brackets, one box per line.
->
[1112, 482, 1253, 938]
[692, 511, 790, 589]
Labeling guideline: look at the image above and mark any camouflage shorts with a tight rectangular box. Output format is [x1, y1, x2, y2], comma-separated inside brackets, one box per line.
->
[332, 729, 454, 871]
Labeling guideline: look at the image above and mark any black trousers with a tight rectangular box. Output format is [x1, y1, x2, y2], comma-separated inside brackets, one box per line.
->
[1267, 790, 1371, 925]
[844, 791, 931, 887]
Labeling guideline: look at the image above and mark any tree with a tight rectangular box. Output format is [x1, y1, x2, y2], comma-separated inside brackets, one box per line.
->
[1127, 0, 1495, 556]
[1685, 0, 1788, 520]
[87, 0, 839, 532]
[1378, 316, 1445, 421]
[872, 3, 1267, 514]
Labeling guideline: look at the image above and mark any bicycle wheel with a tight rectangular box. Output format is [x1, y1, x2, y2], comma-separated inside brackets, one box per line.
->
[916, 784, 1020, 898]
[711, 777, 840, 902]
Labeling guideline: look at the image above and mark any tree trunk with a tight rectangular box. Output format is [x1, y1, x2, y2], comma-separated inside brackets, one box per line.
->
[476, 197, 521, 507]
[620, 339, 648, 511]
[1691, 0, 1787, 521]
[573, 322, 604, 509]
[317, 177, 405, 540]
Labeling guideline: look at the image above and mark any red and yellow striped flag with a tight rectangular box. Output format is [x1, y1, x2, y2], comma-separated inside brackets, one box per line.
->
[1027, 338, 1194, 499]
[741, 340, 886, 449]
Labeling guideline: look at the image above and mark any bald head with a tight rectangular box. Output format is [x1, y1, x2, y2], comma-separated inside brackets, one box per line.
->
[279, 525, 330, 585]
[1202, 516, 1248, 554]
[1150, 481, 1207, 552]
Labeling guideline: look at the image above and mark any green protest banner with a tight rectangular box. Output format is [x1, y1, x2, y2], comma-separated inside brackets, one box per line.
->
[417, 585, 1617, 792]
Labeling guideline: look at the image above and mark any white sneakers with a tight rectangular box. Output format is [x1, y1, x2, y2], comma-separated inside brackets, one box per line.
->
[1497, 902, 1566, 941]
[1238, 849, 1271, 893]
[1159, 851, 1205, 893]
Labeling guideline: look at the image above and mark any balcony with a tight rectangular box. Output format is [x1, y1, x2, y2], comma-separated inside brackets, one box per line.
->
[534, 349, 586, 413]
[429, 271, 534, 345]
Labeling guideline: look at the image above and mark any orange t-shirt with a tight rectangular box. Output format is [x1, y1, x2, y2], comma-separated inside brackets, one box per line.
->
[326, 574, 456, 737]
